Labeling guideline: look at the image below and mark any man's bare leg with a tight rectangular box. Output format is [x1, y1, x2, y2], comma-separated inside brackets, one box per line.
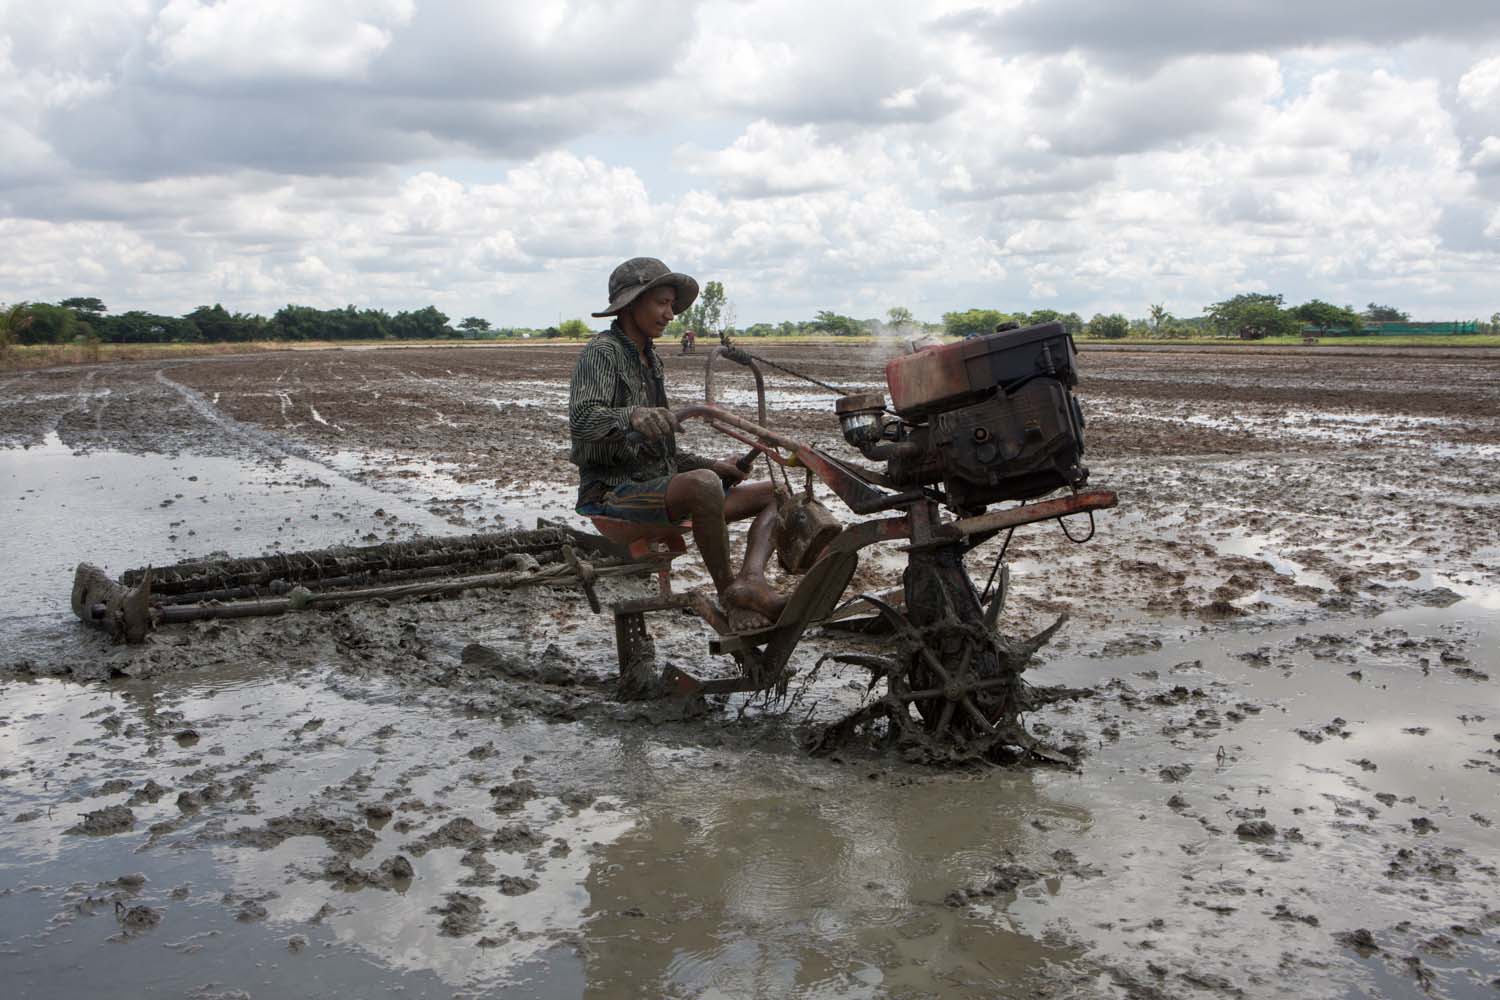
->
[666, 473, 785, 621]
[665, 469, 734, 593]
[721, 501, 787, 622]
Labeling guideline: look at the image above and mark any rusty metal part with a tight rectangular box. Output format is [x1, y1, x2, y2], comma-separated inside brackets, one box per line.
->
[775, 489, 843, 575]
[614, 549, 861, 700]
[614, 605, 658, 700]
[702, 347, 768, 427]
[945, 488, 1116, 540]
[661, 665, 765, 697]
[72, 563, 153, 644]
[75, 557, 648, 642]
[703, 346, 775, 477]
[883, 321, 1076, 419]
[562, 543, 601, 613]
[825, 516, 911, 555]
[675, 404, 894, 513]
[982, 564, 1009, 631]
[611, 590, 743, 699]
[807, 591, 1069, 764]
[834, 391, 887, 417]
[715, 342, 853, 398]
[121, 526, 589, 596]
[835, 391, 888, 447]
[804, 497, 1069, 761]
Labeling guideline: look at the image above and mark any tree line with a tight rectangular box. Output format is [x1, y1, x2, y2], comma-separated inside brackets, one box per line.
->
[3, 293, 1495, 353]
[944, 299, 1498, 341]
[2, 298, 468, 345]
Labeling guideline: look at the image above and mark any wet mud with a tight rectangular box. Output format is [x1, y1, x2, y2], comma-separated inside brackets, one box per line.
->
[2, 343, 1498, 998]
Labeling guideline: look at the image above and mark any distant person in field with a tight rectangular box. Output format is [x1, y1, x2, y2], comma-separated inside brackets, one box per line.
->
[569, 257, 785, 624]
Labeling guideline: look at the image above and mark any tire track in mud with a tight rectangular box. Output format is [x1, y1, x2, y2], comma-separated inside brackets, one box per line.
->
[49, 370, 98, 435]
[153, 366, 319, 463]
[150, 366, 437, 518]
[0, 369, 104, 448]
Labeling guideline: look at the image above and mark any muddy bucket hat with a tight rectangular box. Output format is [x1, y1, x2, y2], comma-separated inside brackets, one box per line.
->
[591, 257, 699, 318]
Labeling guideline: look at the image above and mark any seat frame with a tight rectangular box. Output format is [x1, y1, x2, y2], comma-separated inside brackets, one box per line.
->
[588, 516, 692, 595]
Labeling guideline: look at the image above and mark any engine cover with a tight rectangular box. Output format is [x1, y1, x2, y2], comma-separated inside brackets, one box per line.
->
[886, 378, 1088, 506]
[885, 321, 1076, 420]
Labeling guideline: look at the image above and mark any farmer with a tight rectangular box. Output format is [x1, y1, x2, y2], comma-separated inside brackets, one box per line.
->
[569, 257, 785, 625]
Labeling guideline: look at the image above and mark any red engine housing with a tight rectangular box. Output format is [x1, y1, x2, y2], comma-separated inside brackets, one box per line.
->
[885, 322, 1077, 420]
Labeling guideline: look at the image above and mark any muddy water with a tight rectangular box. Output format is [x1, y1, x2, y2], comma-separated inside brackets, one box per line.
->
[3, 348, 1499, 998]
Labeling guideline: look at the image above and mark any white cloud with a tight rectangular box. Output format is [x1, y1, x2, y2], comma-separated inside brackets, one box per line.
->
[149, 0, 413, 83]
[1458, 55, 1500, 110]
[942, 0, 1500, 71]
[679, 0, 963, 125]
[675, 122, 870, 198]
[1041, 55, 1283, 156]
[1472, 137, 1500, 174]
[1, 0, 1498, 325]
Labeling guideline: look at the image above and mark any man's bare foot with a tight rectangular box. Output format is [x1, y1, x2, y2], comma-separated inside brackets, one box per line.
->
[723, 605, 773, 633]
[721, 578, 788, 624]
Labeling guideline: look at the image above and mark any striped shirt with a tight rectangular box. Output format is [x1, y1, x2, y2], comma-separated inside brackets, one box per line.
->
[568, 321, 711, 499]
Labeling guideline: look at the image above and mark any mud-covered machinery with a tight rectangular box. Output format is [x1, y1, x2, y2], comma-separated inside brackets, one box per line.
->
[69, 320, 1114, 763]
[615, 322, 1116, 762]
[840, 322, 1087, 508]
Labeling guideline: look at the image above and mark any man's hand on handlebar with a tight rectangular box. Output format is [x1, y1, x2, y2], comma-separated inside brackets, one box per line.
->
[628, 406, 678, 442]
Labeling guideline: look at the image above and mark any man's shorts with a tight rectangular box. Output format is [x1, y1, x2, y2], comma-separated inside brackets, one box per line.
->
[576, 476, 681, 525]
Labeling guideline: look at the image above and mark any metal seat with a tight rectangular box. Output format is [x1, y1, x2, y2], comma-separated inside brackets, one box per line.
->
[588, 517, 692, 595]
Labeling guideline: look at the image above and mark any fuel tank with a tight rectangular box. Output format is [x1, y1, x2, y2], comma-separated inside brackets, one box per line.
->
[884, 321, 1077, 420]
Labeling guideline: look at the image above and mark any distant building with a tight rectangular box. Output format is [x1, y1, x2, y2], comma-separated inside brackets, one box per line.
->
[1302, 320, 1480, 336]
[1362, 320, 1479, 335]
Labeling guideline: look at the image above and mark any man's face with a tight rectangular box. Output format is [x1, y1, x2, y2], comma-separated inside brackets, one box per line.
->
[627, 285, 677, 339]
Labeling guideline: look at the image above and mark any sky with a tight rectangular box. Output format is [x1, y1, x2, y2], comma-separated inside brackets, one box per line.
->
[2, 0, 1499, 328]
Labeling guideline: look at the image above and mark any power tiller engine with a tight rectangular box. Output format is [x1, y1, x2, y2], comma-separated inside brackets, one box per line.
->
[834, 322, 1088, 508]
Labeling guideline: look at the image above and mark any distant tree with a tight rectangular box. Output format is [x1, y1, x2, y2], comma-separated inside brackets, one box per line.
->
[340, 306, 392, 340]
[60, 297, 107, 319]
[1489, 311, 1499, 332]
[1205, 293, 1299, 340]
[15, 303, 78, 344]
[942, 308, 1010, 339]
[98, 310, 197, 343]
[1087, 313, 1130, 339]
[390, 306, 453, 340]
[811, 309, 864, 337]
[458, 316, 491, 334]
[1148, 303, 1170, 333]
[1363, 302, 1409, 323]
[1022, 309, 1065, 329]
[682, 280, 727, 338]
[1293, 300, 1362, 336]
[0, 302, 33, 358]
[186, 304, 265, 342]
[269, 305, 325, 341]
[744, 322, 776, 338]
[542, 325, 561, 339]
[558, 318, 591, 339]
[886, 305, 915, 327]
